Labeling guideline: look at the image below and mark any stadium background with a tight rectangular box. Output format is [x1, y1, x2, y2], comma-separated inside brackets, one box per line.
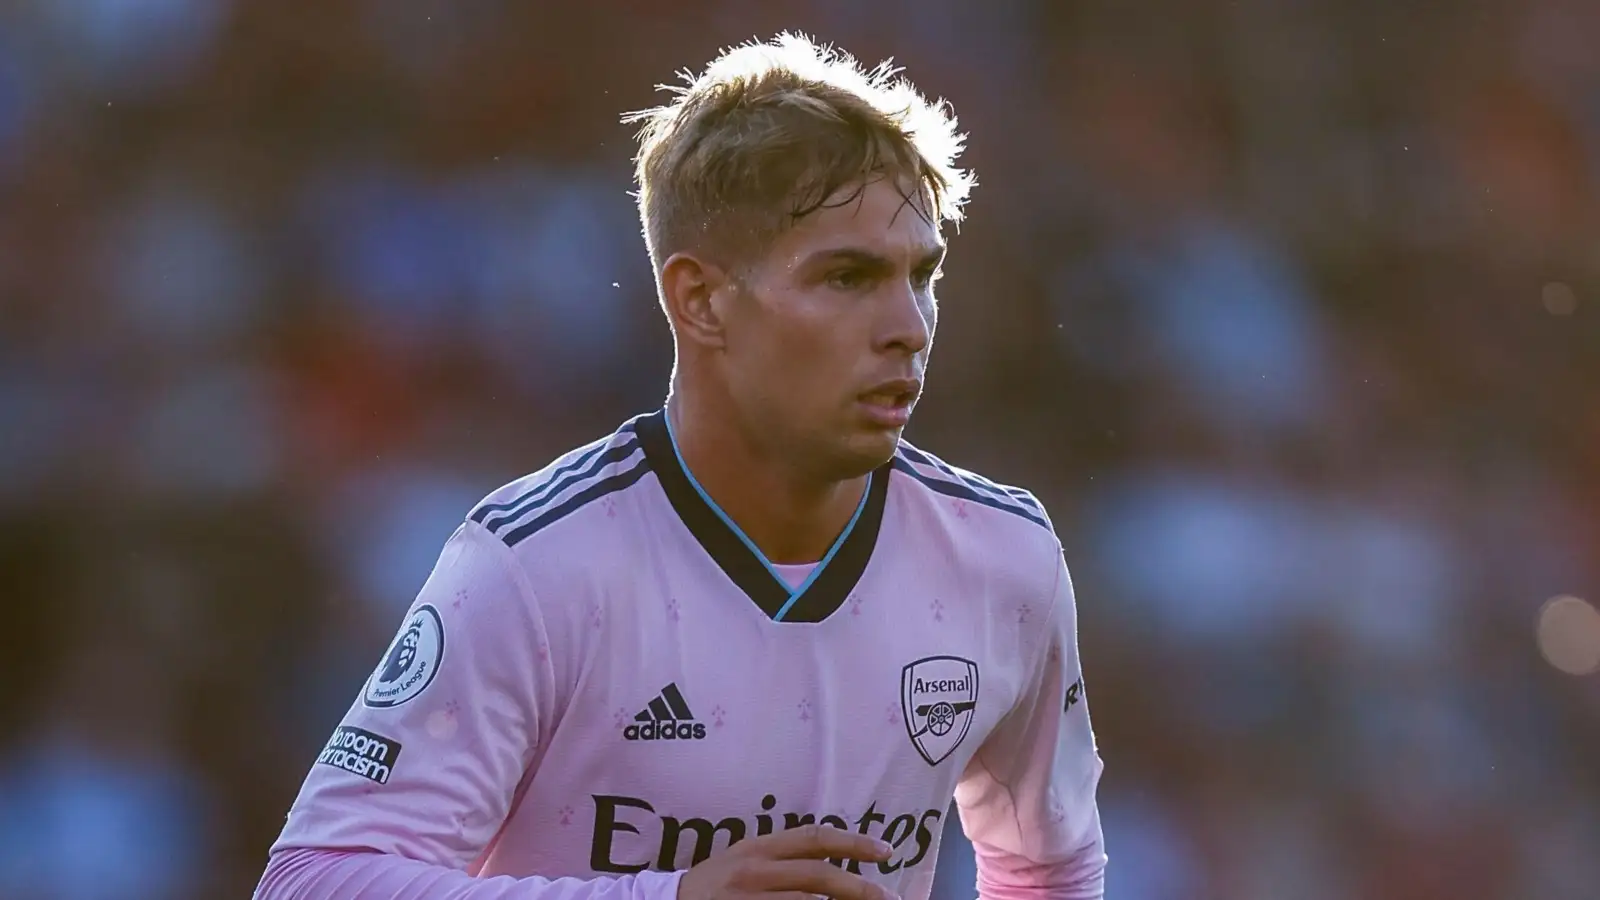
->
[1, 1, 1598, 898]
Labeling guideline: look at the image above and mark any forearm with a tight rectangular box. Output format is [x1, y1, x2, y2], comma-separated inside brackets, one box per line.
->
[974, 845, 1105, 900]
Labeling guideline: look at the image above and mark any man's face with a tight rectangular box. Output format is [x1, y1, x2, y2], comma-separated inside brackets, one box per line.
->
[719, 175, 944, 478]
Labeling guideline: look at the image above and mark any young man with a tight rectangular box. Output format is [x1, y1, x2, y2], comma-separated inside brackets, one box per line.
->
[257, 33, 1106, 900]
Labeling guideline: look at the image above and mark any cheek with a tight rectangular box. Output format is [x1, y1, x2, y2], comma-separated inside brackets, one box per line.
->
[734, 288, 855, 396]
[756, 301, 837, 362]
[728, 310, 815, 393]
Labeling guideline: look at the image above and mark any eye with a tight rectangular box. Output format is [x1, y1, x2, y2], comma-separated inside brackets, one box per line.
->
[826, 269, 872, 291]
[912, 265, 942, 289]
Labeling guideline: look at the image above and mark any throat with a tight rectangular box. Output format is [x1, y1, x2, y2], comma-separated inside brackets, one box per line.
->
[697, 468, 868, 565]
[642, 406, 889, 623]
[664, 407, 867, 565]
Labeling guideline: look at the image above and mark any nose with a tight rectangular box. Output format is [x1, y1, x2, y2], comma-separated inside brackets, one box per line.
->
[876, 280, 933, 357]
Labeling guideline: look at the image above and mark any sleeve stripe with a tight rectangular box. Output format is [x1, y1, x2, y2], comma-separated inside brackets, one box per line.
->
[476, 439, 642, 535]
[470, 422, 640, 523]
[891, 458, 1051, 530]
[502, 458, 654, 547]
[895, 443, 1043, 512]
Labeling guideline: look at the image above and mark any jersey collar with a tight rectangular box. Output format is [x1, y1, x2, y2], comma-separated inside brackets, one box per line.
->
[635, 408, 890, 623]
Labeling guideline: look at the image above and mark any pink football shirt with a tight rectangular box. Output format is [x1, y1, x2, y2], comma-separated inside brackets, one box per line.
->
[257, 409, 1106, 899]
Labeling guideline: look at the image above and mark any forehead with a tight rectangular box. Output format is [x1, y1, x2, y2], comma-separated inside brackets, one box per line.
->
[772, 176, 943, 262]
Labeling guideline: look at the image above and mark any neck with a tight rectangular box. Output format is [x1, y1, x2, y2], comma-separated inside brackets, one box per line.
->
[666, 389, 867, 565]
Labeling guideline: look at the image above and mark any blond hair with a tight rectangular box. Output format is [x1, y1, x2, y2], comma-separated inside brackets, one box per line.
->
[623, 32, 974, 272]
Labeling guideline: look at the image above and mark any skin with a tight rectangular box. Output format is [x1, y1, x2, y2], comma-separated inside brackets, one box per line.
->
[660, 173, 946, 564]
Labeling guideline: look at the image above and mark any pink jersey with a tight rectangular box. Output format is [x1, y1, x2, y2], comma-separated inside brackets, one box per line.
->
[258, 409, 1105, 899]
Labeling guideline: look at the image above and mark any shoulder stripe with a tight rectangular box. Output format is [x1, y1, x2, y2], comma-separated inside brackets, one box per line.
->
[476, 438, 642, 535]
[470, 440, 610, 521]
[502, 458, 654, 547]
[895, 444, 1044, 513]
[891, 458, 1052, 531]
[470, 424, 638, 524]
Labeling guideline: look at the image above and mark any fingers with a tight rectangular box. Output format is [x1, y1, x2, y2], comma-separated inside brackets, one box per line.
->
[746, 824, 893, 863]
[750, 860, 897, 900]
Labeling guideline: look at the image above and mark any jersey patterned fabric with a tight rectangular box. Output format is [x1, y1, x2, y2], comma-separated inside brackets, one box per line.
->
[259, 409, 1106, 900]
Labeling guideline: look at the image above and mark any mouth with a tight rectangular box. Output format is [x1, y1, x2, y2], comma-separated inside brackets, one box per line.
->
[856, 379, 921, 427]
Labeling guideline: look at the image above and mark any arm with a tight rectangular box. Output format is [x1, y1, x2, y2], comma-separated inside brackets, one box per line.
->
[258, 848, 679, 900]
[954, 551, 1106, 900]
[255, 520, 682, 900]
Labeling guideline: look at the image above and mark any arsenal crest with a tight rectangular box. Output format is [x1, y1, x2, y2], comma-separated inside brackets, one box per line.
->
[901, 655, 979, 766]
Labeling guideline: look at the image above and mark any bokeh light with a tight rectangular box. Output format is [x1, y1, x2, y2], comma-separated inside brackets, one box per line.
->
[1541, 282, 1578, 316]
[1536, 595, 1600, 675]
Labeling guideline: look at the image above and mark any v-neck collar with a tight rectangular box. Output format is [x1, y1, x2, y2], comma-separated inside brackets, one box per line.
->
[635, 408, 890, 623]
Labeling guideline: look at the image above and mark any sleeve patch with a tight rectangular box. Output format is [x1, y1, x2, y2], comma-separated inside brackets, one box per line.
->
[363, 604, 446, 709]
[317, 726, 403, 785]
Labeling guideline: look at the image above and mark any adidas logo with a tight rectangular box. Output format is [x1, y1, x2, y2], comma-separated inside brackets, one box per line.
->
[623, 683, 707, 742]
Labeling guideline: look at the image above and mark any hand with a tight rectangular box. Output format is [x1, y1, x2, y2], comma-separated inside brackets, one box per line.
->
[676, 825, 899, 900]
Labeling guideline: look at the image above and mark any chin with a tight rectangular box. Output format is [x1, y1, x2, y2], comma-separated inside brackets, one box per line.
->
[836, 429, 902, 475]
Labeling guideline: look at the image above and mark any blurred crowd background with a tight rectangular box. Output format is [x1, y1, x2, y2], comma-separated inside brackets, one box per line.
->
[2, 1, 1598, 898]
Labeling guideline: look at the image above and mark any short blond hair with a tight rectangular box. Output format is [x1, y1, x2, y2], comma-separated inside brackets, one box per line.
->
[623, 32, 974, 272]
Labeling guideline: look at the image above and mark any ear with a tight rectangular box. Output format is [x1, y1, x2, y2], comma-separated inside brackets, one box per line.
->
[660, 251, 731, 350]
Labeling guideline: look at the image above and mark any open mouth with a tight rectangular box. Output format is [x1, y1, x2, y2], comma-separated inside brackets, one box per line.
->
[858, 388, 916, 410]
[857, 380, 920, 427]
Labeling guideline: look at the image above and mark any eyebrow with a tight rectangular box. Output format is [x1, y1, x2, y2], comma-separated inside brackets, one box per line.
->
[802, 244, 947, 273]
